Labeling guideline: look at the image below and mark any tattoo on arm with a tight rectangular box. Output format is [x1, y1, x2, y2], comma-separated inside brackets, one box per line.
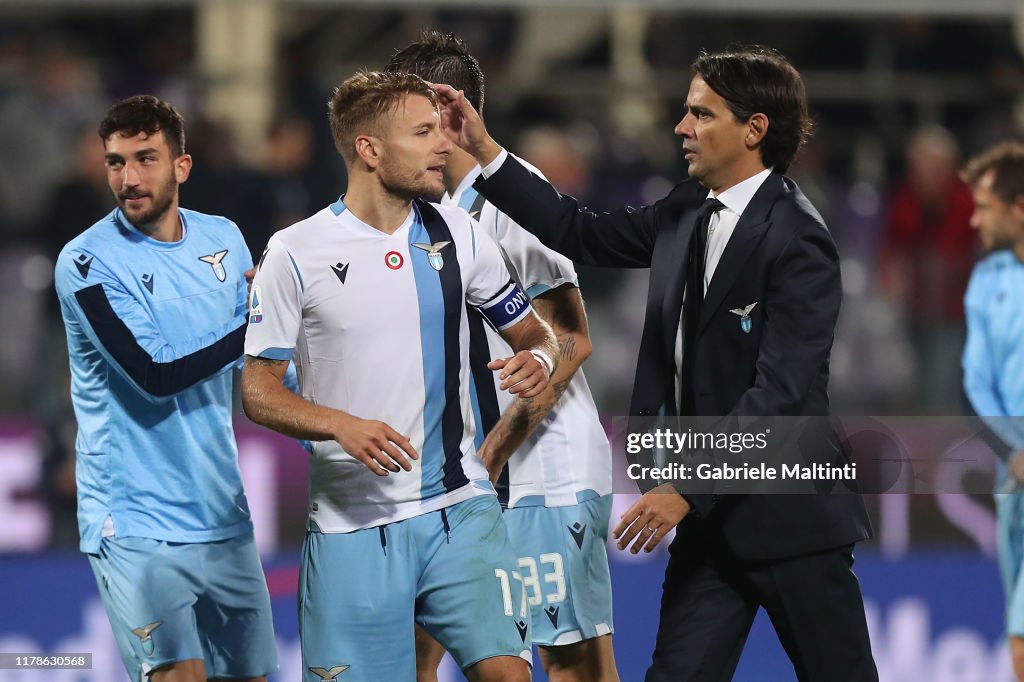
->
[552, 378, 571, 401]
[558, 335, 577, 363]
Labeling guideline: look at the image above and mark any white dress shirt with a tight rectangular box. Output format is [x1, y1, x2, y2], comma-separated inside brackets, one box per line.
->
[674, 168, 774, 400]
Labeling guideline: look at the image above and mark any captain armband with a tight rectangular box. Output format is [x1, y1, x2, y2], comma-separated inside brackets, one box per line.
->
[478, 280, 531, 331]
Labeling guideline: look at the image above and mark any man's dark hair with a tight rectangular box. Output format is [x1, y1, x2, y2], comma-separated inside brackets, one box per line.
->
[692, 45, 812, 174]
[963, 141, 1024, 205]
[385, 30, 485, 113]
[98, 95, 186, 157]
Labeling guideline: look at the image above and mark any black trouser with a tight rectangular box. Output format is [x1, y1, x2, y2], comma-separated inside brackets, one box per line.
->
[646, 537, 878, 682]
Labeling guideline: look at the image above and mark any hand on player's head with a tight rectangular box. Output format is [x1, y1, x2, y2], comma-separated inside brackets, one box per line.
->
[430, 83, 489, 156]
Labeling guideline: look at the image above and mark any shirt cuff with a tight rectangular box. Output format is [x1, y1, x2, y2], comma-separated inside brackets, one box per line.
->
[480, 148, 509, 179]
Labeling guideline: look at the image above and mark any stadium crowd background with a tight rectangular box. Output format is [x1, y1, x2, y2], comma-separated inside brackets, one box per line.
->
[0, 2, 1022, 680]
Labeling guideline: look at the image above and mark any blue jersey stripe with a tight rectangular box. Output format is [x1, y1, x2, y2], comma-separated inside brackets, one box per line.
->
[74, 284, 245, 397]
[409, 214, 446, 497]
[414, 201, 471, 494]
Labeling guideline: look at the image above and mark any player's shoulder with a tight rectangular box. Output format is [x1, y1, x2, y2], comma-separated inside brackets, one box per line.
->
[57, 210, 119, 260]
[974, 250, 1016, 275]
[966, 251, 1017, 302]
[55, 211, 129, 295]
[272, 205, 337, 249]
[179, 207, 238, 232]
[180, 207, 248, 249]
[55, 211, 123, 277]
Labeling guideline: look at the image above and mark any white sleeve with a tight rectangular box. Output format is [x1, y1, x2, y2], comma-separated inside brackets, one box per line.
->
[244, 238, 303, 360]
[465, 220, 532, 331]
[493, 209, 578, 299]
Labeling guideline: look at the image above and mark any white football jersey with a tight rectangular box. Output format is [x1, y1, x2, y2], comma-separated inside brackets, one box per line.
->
[443, 162, 612, 508]
[245, 198, 532, 531]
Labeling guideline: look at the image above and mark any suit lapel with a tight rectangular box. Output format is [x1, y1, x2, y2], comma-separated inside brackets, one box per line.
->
[660, 207, 700, 361]
[698, 172, 783, 334]
[655, 180, 709, 361]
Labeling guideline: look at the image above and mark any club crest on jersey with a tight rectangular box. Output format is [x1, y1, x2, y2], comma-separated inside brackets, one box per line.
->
[130, 620, 163, 656]
[249, 285, 263, 323]
[309, 665, 350, 680]
[728, 302, 757, 334]
[199, 250, 229, 282]
[412, 241, 451, 271]
[384, 251, 404, 270]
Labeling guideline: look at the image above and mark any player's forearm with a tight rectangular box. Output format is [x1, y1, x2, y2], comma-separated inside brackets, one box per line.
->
[241, 358, 342, 442]
[505, 313, 559, 376]
[479, 330, 589, 478]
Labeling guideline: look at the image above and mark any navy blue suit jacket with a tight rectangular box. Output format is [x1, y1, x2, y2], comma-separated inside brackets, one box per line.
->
[475, 157, 871, 560]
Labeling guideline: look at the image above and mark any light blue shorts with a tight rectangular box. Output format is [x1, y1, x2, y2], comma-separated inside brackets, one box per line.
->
[502, 494, 615, 646]
[87, 531, 277, 681]
[299, 494, 532, 681]
[997, 492, 1024, 636]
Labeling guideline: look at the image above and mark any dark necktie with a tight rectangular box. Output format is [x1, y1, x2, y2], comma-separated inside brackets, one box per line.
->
[680, 198, 725, 415]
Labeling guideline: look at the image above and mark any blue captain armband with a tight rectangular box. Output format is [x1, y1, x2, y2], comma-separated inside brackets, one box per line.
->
[478, 280, 531, 331]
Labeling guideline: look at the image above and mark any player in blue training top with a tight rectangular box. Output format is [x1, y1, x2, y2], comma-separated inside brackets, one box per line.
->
[54, 95, 276, 682]
[386, 32, 619, 682]
[241, 71, 558, 682]
[962, 142, 1024, 681]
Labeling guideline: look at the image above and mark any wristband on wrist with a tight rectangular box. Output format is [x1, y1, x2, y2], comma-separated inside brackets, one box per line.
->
[528, 348, 554, 378]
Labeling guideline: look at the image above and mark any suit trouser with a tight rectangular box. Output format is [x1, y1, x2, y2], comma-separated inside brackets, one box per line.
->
[646, 536, 877, 682]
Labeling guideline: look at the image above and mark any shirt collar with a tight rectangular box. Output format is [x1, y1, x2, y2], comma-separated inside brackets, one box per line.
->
[707, 167, 773, 217]
[447, 164, 482, 203]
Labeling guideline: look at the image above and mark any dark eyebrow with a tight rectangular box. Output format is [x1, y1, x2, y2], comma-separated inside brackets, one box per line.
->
[105, 148, 160, 162]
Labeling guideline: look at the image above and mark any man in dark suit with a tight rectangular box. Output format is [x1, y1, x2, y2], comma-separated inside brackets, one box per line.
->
[433, 45, 876, 681]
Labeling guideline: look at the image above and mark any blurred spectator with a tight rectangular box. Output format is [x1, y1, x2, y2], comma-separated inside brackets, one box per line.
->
[262, 114, 316, 235]
[0, 41, 105, 235]
[35, 125, 112, 267]
[515, 124, 593, 198]
[179, 115, 271, 260]
[37, 377, 78, 550]
[880, 125, 977, 413]
[32, 124, 110, 424]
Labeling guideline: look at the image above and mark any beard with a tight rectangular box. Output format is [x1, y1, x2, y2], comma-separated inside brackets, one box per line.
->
[117, 176, 178, 229]
[378, 159, 444, 203]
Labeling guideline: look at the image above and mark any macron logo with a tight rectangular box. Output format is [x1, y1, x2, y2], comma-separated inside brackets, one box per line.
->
[331, 262, 349, 284]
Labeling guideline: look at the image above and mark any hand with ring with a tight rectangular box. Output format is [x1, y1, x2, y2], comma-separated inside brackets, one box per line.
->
[613, 483, 692, 554]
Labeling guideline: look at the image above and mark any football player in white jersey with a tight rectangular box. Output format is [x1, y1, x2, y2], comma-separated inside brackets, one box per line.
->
[242, 71, 559, 682]
[387, 32, 619, 682]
